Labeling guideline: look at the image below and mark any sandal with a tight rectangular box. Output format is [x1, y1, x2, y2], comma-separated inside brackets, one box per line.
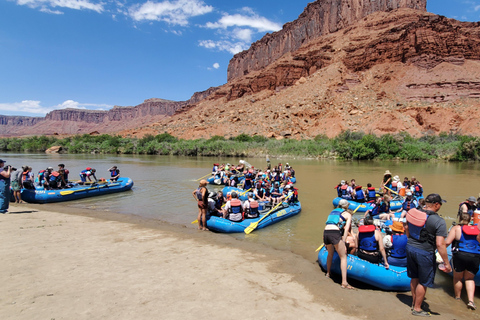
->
[412, 310, 431, 317]
[467, 301, 477, 310]
[341, 284, 354, 290]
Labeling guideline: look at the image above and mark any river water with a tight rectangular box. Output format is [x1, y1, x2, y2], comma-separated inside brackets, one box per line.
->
[5, 153, 480, 303]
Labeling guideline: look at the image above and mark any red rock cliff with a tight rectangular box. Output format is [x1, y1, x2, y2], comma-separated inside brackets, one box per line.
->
[227, 0, 427, 81]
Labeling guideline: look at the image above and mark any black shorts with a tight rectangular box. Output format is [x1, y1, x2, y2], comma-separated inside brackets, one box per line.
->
[452, 251, 480, 275]
[358, 250, 381, 264]
[323, 230, 343, 246]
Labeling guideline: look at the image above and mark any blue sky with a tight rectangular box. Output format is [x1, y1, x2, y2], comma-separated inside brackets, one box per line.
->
[0, 0, 479, 117]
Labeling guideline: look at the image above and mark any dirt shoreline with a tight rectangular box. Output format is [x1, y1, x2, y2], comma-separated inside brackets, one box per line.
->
[0, 203, 470, 320]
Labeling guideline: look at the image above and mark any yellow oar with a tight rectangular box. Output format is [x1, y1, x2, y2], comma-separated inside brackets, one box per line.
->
[315, 203, 365, 252]
[244, 193, 293, 234]
[60, 183, 118, 196]
[239, 188, 252, 196]
[196, 173, 212, 181]
[384, 186, 402, 197]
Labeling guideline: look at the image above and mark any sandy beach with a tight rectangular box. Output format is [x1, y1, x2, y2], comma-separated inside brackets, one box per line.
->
[0, 204, 473, 320]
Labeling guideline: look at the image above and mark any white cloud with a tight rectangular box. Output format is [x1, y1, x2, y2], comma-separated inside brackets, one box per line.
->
[129, 0, 213, 26]
[15, 0, 105, 13]
[199, 40, 248, 55]
[475, 5, 480, 11]
[213, 63, 219, 69]
[0, 100, 112, 116]
[200, 7, 281, 54]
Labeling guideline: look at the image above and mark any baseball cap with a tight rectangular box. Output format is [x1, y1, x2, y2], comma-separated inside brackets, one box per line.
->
[425, 194, 447, 204]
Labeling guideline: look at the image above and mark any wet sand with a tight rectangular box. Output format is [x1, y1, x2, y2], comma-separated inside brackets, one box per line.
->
[0, 203, 474, 320]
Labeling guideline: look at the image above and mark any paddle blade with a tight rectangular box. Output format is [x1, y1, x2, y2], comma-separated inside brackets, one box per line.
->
[244, 222, 259, 234]
[60, 190, 74, 196]
[191, 220, 198, 224]
[315, 243, 325, 252]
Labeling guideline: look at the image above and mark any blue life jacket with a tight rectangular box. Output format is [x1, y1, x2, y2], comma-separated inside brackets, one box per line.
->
[110, 169, 119, 178]
[390, 234, 408, 258]
[325, 208, 346, 229]
[271, 187, 281, 198]
[402, 198, 417, 211]
[367, 187, 376, 202]
[196, 187, 204, 201]
[413, 184, 423, 197]
[358, 225, 378, 252]
[456, 225, 480, 254]
[371, 201, 389, 217]
[458, 202, 475, 217]
[256, 187, 265, 198]
[406, 208, 436, 246]
[336, 186, 342, 197]
[247, 200, 259, 218]
[229, 199, 242, 214]
[355, 189, 365, 201]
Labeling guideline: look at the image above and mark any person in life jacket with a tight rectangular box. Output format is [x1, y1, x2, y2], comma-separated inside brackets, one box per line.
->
[244, 192, 260, 219]
[400, 191, 419, 219]
[223, 191, 243, 222]
[381, 170, 393, 195]
[214, 190, 226, 216]
[270, 182, 283, 205]
[356, 217, 389, 267]
[254, 182, 266, 202]
[107, 166, 120, 182]
[243, 169, 254, 190]
[212, 163, 219, 174]
[58, 163, 69, 188]
[445, 212, 480, 310]
[337, 180, 352, 200]
[323, 199, 354, 289]
[412, 181, 423, 198]
[366, 183, 377, 203]
[42, 167, 53, 189]
[228, 175, 238, 188]
[367, 195, 395, 220]
[383, 221, 407, 267]
[458, 196, 477, 220]
[48, 170, 61, 189]
[353, 185, 365, 203]
[192, 179, 209, 231]
[37, 169, 46, 186]
[11, 166, 24, 203]
[22, 166, 35, 190]
[79, 168, 97, 183]
[405, 193, 451, 316]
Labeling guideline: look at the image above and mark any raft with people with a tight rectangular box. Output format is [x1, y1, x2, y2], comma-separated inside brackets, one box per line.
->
[317, 245, 410, 291]
[332, 197, 403, 212]
[21, 177, 134, 204]
[206, 201, 302, 233]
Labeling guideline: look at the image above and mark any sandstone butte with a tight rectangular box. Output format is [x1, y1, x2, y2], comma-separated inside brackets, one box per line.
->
[2, 0, 480, 140]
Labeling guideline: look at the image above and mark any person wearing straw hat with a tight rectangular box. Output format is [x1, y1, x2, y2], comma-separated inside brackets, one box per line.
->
[381, 170, 393, 195]
[384, 221, 408, 267]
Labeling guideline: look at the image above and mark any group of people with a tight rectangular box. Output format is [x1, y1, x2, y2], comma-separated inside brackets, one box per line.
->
[325, 184, 480, 314]
[193, 161, 299, 231]
[0, 158, 121, 208]
[211, 161, 295, 190]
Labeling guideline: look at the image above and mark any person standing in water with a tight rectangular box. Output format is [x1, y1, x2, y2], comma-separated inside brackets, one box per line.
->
[193, 180, 209, 231]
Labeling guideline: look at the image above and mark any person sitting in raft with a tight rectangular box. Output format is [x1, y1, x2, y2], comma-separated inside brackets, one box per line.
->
[58, 163, 69, 188]
[223, 191, 243, 222]
[445, 212, 480, 310]
[391, 175, 403, 198]
[383, 221, 408, 267]
[399, 191, 419, 219]
[243, 169, 254, 190]
[80, 167, 97, 183]
[270, 181, 283, 205]
[337, 180, 352, 200]
[280, 184, 299, 204]
[323, 199, 354, 289]
[458, 196, 477, 220]
[366, 195, 395, 220]
[21, 166, 35, 190]
[193, 180, 209, 230]
[366, 183, 377, 203]
[353, 185, 365, 203]
[403, 176, 411, 190]
[206, 192, 219, 217]
[213, 190, 226, 217]
[381, 170, 393, 195]
[48, 170, 61, 189]
[109, 166, 120, 182]
[228, 175, 238, 188]
[254, 182, 267, 202]
[412, 180, 423, 198]
[212, 163, 219, 174]
[244, 192, 260, 219]
[356, 217, 389, 268]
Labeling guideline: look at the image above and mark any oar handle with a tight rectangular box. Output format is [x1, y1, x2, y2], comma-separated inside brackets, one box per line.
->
[244, 192, 293, 234]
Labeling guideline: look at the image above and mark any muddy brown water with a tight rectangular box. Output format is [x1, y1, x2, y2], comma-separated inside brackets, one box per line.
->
[5, 153, 480, 318]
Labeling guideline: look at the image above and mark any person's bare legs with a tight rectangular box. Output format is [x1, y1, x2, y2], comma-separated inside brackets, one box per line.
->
[464, 271, 476, 304]
[197, 208, 203, 230]
[326, 244, 334, 277]
[201, 208, 208, 230]
[334, 241, 351, 288]
[413, 280, 427, 312]
[453, 271, 463, 299]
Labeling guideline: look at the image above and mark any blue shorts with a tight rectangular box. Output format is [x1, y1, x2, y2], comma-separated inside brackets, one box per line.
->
[406, 245, 436, 287]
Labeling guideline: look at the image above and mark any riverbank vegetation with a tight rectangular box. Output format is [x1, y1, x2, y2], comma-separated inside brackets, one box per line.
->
[1, 131, 480, 161]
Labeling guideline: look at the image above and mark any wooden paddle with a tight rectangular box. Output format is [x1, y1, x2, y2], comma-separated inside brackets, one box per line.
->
[315, 204, 365, 252]
[244, 193, 293, 234]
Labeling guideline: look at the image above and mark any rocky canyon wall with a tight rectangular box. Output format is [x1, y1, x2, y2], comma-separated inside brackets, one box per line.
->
[227, 0, 427, 81]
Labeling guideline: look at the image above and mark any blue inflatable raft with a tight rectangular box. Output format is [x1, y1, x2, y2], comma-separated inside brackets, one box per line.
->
[317, 245, 410, 291]
[21, 177, 134, 204]
[206, 202, 301, 233]
[332, 197, 403, 213]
